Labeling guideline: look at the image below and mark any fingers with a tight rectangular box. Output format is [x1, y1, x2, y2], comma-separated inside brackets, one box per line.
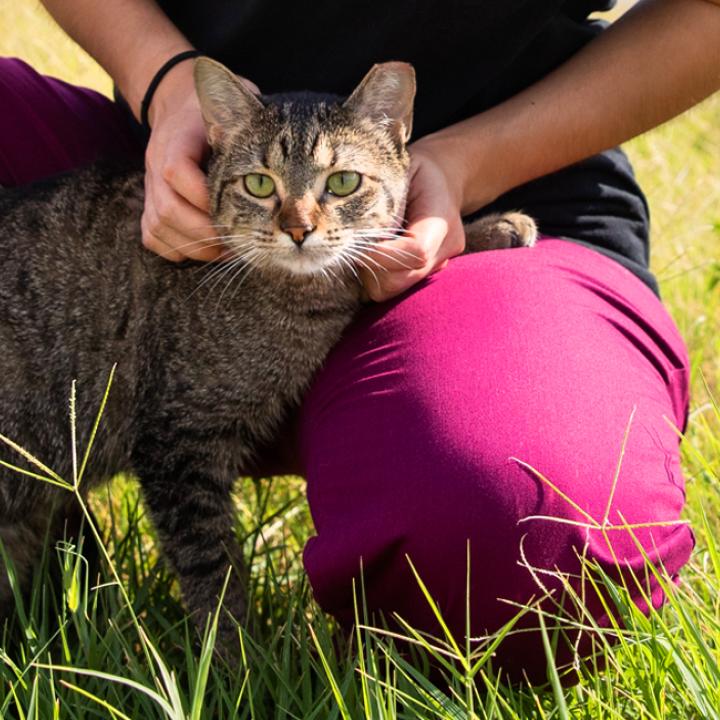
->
[359, 217, 465, 302]
[142, 95, 224, 262]
[357, 144, 468, 301]
[141, 172, 222, 262]
[359, 266, 434, 302]
[161, 154, 210, 213]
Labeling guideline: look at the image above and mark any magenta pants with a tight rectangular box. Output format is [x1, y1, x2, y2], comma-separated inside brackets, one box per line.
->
[1, 58, 694, 680]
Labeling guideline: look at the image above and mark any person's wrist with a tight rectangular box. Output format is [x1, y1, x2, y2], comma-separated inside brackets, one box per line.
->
[141, 50, 203, 131]
[116, 38, 195, 122]
[147, 59, 200, 128]
[414, 120, 516, 216]
[410, 133, 474, 213]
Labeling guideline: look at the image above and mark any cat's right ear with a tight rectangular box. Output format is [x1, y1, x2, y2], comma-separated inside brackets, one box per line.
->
[194, 57, 263, 147]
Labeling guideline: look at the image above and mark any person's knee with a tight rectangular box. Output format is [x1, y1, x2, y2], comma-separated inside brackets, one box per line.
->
[301, 354, 552, 631]
[0, 57, 139, 186]
[301, 242, 692, 676]
[303, 415, 689, 682]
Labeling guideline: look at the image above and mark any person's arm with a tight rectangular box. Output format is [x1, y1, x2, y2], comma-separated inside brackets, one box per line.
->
[363, 0, 720, 300]
[40, 0, 245, 261]
[40, 0, 191, 121]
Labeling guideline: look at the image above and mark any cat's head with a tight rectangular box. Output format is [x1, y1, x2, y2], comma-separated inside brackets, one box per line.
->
[194, 58, 415, 278]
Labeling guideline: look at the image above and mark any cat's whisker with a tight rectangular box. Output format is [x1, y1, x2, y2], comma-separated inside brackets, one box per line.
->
[325, 262, 344, 284]
[172, 223, 274, 246]
[353, 224, 409, 231]
[227, 270, 258, 304]
[348, 256, 381, 288]
[189, 241, 261, 299]
[352, 227, 411, 237]
[184, 223, 233, 232]
[351, 229, 411, 239]
[177, 222, 274, 241]
[352, 238, 422, 262]
[350, 244, 416, 270]
[164, 238, 234, 256]
[188, 255, 245, 302]
[227, 252, 265, 304]
[342, 247, 387, 273]
[351, 238, 425, 263]
[341, 248, 383, 288]
[334, 252, 362, 284]
[221, 226, 275, 239]
[352, 246, 422, 267]
[201, 257, 248, 300]
[352, 224, 410, 232]
[216, 252, 261, 308]
[175, 233, 270, 256]
[317, 265, 332, 284]
[350, 236, 410, 245]
[351, 234, 414, 247]
[204, 249, 262, 299]
[194, 234, 252, 244]
[164, 223, 235, 239]
[198, 244, 259, 274]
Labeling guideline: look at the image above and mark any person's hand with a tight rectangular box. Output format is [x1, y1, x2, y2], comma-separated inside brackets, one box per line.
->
[358, 138, 468, 302]
[142, 61, 259, 262]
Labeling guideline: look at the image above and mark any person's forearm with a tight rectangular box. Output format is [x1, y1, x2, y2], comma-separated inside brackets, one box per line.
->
[40, 0, 193, 120]
[423, 0, 720, 215]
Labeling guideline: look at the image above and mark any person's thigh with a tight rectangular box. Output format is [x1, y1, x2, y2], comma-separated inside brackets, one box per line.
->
[0, 58, 139, 186]
[300, 238, 693, 680]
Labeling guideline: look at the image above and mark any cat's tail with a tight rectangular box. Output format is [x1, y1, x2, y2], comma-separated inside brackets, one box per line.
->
[463, 211, 537, 252]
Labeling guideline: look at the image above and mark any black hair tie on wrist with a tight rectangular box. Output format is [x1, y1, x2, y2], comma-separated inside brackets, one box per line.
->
[140, 49, 203, 133]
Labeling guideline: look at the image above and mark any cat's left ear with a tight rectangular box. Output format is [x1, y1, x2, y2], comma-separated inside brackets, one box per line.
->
[194, 57, 264, 147]
[344, 62, 416, 145]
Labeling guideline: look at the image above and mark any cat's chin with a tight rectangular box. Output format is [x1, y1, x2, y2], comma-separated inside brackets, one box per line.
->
[269, 251, 342, 278]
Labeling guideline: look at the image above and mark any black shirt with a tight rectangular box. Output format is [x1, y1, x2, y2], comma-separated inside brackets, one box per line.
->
[150, 0, 657, 292]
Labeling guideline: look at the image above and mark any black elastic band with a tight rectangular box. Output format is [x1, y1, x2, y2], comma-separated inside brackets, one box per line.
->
[140, 50, 203, 133]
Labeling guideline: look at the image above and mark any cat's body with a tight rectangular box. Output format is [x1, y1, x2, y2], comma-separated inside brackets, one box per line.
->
[0, 163, 362, 629]
[0, 59, 534, 647]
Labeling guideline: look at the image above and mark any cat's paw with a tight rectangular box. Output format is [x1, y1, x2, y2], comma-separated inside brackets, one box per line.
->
[463, 211, 537, 252]
[495, 212, 537, 248]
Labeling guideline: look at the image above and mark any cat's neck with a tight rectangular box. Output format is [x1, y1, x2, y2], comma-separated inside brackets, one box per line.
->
[255, 264, 361, 301]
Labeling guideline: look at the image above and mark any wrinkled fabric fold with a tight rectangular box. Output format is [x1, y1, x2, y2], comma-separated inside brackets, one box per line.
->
[300, 239, 692, 680]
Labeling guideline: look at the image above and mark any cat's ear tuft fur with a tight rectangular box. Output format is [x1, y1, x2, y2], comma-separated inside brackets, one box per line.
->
[344, 62, 416, 145]
[194, 57, 263, 147]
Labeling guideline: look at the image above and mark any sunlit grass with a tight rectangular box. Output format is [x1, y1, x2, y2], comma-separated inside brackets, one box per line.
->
[1, 1, 720, 717]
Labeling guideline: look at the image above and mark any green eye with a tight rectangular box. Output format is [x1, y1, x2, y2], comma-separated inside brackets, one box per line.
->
[244, 173, 275, 198]
[326, 171, 361, 197]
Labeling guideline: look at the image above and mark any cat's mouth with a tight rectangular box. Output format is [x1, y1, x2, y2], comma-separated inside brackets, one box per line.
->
[223, 230, 383, 281]
[266, 232, 342, 276]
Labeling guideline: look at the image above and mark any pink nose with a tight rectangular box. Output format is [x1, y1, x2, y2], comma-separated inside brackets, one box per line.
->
[282, 224, 315, 245]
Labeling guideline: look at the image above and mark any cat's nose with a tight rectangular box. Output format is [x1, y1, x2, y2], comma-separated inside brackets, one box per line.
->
[282, 224, 316, 246]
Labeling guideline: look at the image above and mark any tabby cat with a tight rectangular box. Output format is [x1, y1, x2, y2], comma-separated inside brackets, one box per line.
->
[0, 58, 535, 647]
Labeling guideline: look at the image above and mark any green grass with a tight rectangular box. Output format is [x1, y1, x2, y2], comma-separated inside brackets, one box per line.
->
[2, 2, 720, 717]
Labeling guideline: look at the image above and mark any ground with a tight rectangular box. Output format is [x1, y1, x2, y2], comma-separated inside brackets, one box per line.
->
[1, 2, 719, 718]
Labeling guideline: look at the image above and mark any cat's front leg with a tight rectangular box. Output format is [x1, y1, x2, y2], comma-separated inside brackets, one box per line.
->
[133, 437, 248, 654]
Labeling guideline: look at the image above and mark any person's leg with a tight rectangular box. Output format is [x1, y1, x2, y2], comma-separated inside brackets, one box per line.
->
[300, 239, 693, 681]
[0, 58, 139, 187]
